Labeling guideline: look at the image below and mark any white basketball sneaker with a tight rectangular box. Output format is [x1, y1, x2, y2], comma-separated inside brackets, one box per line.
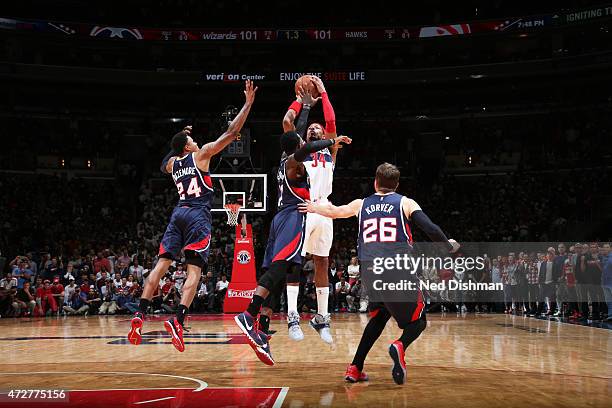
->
[287, 311, 304, 341]
[310, 313, 333, 344]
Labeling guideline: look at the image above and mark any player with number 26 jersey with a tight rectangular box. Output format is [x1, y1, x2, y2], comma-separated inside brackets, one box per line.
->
[357, 191, 414, 257]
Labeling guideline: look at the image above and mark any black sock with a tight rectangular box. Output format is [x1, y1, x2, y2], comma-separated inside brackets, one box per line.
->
[139, 298, 150, 314]
[259, 314, 270, 334]
[351, 310, 390, 371]
[399, 318, 427, 349]
[247, 294, 265, 317]
[176, 304, 189, 326]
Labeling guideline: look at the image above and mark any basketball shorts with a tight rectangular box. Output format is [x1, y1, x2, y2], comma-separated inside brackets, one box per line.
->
[301, 211, 333, 257]
[368, 290, 426, 329]
[262, 206, 305, 269]
[159, 206, 212, 262]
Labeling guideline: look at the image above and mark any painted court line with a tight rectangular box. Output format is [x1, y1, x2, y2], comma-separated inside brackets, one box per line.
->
[135, 396, 176, 404]
[273, 387, 290, 408]
[0, 371, 208, 392]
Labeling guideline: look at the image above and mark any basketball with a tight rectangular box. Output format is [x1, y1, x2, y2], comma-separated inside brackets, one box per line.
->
[294, 75, 320, 98]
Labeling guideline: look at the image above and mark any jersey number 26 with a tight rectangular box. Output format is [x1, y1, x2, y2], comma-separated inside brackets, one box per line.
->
[362, 217, 397, 243]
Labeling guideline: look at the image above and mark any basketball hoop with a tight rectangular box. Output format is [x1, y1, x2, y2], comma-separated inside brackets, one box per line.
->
[224, 203, 242, 226]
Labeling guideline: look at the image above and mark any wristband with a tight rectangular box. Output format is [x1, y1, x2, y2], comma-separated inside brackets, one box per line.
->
[288, 100, 302, 114]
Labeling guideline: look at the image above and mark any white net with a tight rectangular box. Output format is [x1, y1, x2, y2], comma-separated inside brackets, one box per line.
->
[224, 204, 242, 226]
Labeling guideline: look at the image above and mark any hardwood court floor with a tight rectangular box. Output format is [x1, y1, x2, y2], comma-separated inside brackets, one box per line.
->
[0, 313, 610, 407]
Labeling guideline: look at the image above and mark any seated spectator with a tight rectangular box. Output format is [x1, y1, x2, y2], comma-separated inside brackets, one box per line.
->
[117, 250, 131, 267]
[14, 281, 36, 316]
[347, 257, 360, 287]
[79, 278, 91, 295]
[195, 275, 215, 313]
[112, 272, 122, 288]
[63, 287, 89, 316]
[335, 276, 350, 312]
[63, 277, 77, 306]
[116, 261, 130, 279]
[43, 257, 63, 281]
[115, 287, 133, 314]
[99, 281, 118, 315]
[96, 270, 110, 285]
[86, 285, 102, 314]
[18, 270, 33, 290]
[94, 252, 112, 275]
[0, 272, 18, 290]
[299, 274, 317, 313]
[161, 285, 180, 313]
[36, 279, 58, 316]
[129, 259, 144, 283]
[215, 274, 229, 311]
[346, 279, 362, 312]
[51, 276, 64, 308]
[63, 263, 76, 283]
[173, 263, 186, 292]
[11, 259, 32, 289]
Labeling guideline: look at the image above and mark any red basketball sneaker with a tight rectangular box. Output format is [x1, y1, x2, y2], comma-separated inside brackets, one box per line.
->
[128, 312, 144, 345]
[164, 317, 185, 352]
[344, 364, 369, 383]
[389, 340, 407, 385]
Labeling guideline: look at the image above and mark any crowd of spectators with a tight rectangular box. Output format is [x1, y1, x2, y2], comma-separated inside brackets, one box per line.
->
[2, 1, 608, 73]
[0, 248, 238, 318]
[422, 241, 612, 322]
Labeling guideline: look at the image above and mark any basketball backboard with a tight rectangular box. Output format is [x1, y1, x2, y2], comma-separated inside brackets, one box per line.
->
[210, 173, 267, 214]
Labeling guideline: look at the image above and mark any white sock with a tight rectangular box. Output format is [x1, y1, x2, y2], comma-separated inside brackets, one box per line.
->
[316, 287, 330, 316]
[286, 285, 299, 314]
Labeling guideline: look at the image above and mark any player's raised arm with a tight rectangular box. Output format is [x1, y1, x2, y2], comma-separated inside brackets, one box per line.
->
[290, 135, 351, 164]
[311, 76, 336, 137]
[299, 198, 362, 219]
[197, 80, 257, 160]
[311, 76, 341, 162]
[402, 198, 460, 253]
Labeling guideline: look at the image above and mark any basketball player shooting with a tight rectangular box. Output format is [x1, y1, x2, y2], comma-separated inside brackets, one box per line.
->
[256, 86, 320, 337]
[299, 163, 460, 385]
[282, 76, 340, 343]
[127, 80, 257, 352]
[234, 131, 351, 366]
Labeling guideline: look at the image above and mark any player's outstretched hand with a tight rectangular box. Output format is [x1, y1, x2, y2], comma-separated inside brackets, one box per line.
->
[182, 125, 192, 136]
[298, 200, 315, 214]
[297, 86, 321, 107]
[449, 239, 461, 253]
[244, 80, 258, 105]
[310, 75, 326, 93]
[333, 135, 352, 147]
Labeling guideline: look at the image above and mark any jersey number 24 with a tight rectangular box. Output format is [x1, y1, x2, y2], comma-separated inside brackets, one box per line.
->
[176, 177, 202, 200]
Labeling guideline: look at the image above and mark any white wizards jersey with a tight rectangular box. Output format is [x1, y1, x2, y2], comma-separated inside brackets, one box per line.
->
[303, 148, 334, 201]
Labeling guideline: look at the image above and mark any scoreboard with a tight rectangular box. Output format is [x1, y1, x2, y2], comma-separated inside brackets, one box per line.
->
[222, 128, 251, 158]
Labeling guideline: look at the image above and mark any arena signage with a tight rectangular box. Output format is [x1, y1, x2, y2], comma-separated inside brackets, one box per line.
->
[565, 5, 612, 23]
[2, 5, 610, 42]
[202, 72, 366, 82]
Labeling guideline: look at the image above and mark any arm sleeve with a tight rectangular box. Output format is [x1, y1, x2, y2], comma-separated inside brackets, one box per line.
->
[160, 150, 174, 174]
[295, 105, 311, 138]
[293, 139, 334, 162]
[411, 210, 453, 251]
[321, 92, 336, 134]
